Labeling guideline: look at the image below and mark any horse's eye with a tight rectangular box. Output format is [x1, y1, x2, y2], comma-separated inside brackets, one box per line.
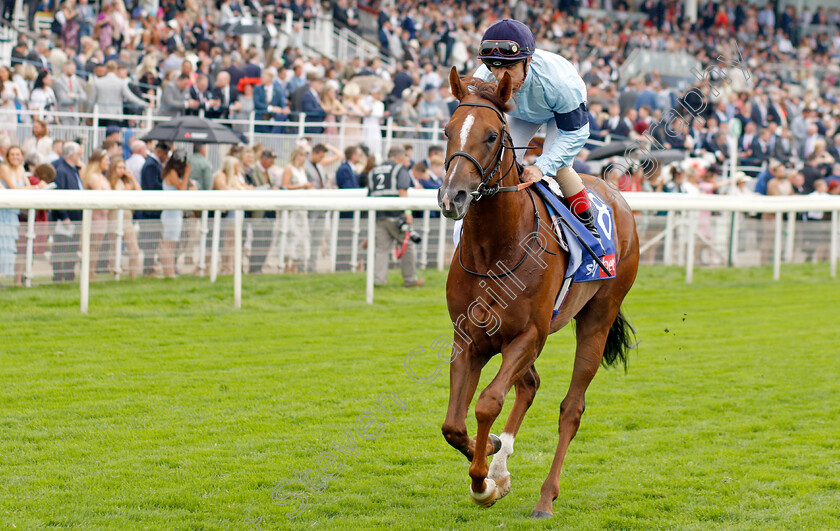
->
[443, 128, 449, 139]
[487, 132, 498, 143]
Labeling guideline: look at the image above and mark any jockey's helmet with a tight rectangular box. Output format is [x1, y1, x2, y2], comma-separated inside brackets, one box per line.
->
[477, 19, 536, 68]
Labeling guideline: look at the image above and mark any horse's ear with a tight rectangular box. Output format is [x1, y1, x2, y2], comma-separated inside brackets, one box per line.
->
[449, 66, 468, 101]
[497, 72, 513, 104]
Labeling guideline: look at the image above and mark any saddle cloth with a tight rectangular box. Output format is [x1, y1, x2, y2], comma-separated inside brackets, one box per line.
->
[450, 178, 618, 322]
[531, 180, 618, 322]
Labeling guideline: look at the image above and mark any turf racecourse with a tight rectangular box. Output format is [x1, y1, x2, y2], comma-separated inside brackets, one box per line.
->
[2, 265, 839, 530]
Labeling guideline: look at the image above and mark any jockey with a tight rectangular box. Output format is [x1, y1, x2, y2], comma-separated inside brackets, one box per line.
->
[473, 18, 601, 243]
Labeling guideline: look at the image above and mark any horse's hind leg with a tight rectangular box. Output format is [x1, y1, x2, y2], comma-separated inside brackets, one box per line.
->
[487, 365, 540, 499]
[532, 303, 618, 518]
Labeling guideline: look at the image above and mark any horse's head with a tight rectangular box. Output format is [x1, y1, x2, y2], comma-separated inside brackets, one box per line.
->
[438, 67, 514, 220]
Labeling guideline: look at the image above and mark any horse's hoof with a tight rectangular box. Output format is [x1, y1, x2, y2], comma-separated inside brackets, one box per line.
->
[531, 509, 553, 519]
[469, 478, 499, 508]
[495, 474, 511, 499]
[489, 433, 502, 455]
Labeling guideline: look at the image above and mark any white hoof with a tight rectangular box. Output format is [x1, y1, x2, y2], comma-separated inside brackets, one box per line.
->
[493, 474, 511, 499]
[469, 478, 500, 508]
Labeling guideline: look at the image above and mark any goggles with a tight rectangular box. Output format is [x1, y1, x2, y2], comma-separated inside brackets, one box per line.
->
[479, 40, 531, 57]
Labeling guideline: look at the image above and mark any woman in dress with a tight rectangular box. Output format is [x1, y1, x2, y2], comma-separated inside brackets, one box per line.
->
[81, 149, 111, 277]
[106, 157, 141, 279]
[0, 66, 20, 133]
[213, 156, 252, 274]
[160, 149, 192, 278]
[29, 70, 57, 122]
[0, 146, 43, 285]
[320, 84, 347, 136]
[342, 82, 366, 140]
[95, 2, 115, 51]
[361, 86, 385, 162]
[280, 145, 312, 273]
[60, 0, 81, 51]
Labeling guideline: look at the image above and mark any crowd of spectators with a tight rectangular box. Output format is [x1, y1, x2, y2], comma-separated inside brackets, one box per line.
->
[2, 0, 840, 282]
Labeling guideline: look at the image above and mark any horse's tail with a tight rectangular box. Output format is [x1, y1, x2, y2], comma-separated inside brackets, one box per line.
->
[602, 309, 636, 372]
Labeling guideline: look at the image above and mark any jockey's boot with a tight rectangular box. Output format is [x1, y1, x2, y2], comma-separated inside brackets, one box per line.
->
[561, 192, 603, 255]
[572, 203, 603, 248]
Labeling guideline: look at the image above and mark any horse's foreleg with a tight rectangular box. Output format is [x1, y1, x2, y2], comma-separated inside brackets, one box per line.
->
[532, 307, 613, 518]
[441, 341, 486, 460]
[469, 328, 540, 507]
[486, 365, 540, 500]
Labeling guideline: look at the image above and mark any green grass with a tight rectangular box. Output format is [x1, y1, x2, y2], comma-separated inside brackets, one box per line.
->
[1, 265, 840, 530]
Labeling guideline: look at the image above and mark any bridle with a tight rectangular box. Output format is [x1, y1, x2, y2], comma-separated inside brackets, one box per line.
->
[444, 100, 555, 279]
[443, 101, 535, 201]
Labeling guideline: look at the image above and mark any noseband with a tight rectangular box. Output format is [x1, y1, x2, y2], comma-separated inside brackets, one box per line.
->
[443, 102, 533, 201]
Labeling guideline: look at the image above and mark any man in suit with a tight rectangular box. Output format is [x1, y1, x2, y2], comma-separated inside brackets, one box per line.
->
[253, 67, 289, 133]
[247, 150, 278, 274]
[749, 128, 773, 165]
[159, 73, 199, 117]
[206, 71, 240, 119]
[54, 62, 89, 125]
[50, 142, 85, 282]
[25, 39, 51, 71]
[136, 142, 171, 276]
[773, 127, 795, 163]
[300, 74, 326, 134]
[336, 146, 363, 189]
[186, 74, 212, 116]
[613, 109, 635, 138]
[91, 61, 149, 127]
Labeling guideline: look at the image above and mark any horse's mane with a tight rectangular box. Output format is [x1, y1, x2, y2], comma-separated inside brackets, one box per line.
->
[463, 77, 514, 114]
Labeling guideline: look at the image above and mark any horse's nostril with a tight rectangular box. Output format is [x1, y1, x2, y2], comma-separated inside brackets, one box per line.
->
[454, 190, 468, 206]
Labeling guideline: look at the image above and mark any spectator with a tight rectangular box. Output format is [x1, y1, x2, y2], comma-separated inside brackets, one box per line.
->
[186, 74, 211, 117]
[51, 141, 85, 282]
[53, 62, 88, 125]
[189, 144, 214, 191]
[300, 73, 326, 134]
[207, 71, 240, 120]
[92, 61, 149, 125]
[342, 82, 365, 140]
[336, 145, 362, 189]
[0, 146, 43, 284]
[45, 139, 63, 164]
[361, 86, 385, 161]
[22, 119, 53, 160]
[29, 70, 58, 121]
[105, 157, 140, 279]
[212, 156, 251, 275]
[801, 153, 824, 194]
[137, 141, 171, 276]
[320, 84, 347, 135]
[411, 161, 441, 189]
[253, 67, 288, 133]
[81, 148, 111, 276]
[125, 140, 147, 181]
[160, 73, 196, 117]
[280, 145, 312, 273]
[0, 66, 20, 132]
[159, 149, 193, 278]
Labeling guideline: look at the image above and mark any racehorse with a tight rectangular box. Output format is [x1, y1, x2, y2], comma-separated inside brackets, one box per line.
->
[437, 67, 640, 518]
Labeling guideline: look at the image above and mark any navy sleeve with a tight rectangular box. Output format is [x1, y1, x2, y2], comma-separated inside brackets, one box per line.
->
[554, 102, 589, 132]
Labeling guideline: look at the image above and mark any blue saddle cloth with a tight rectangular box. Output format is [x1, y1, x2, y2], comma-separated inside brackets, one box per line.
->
[531, 180, 618, 321]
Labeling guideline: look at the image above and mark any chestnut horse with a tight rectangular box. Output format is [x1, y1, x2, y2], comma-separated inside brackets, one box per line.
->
[437, 68, 640, 518]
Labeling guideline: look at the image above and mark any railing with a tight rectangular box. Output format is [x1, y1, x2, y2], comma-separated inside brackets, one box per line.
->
[1, 190, 839, 312]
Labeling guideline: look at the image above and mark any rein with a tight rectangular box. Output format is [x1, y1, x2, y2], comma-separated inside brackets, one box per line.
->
[447, 101, 555, 279]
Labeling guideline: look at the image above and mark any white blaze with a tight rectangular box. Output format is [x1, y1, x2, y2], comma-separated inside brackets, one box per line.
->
[460, 114, 475, 149]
